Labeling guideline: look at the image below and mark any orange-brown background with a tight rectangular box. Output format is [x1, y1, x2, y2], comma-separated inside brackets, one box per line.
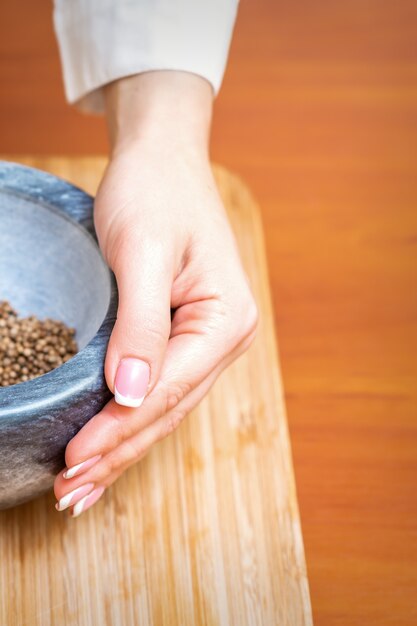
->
[1, 1, 416, 624]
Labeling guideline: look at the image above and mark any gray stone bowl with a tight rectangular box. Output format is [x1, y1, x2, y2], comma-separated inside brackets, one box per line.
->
[0, 161, 117, 510]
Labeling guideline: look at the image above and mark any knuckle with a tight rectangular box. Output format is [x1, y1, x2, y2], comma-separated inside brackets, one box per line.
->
[103, 440, 144, 477]
[233, 295, 259, 343]
[120, 315, 169, 356]
[98, 447, 128, 478]
[123, 437, 148, 463]
[238, 325, 258, 356]
[98, 454, 118, 477]
[163, 380, 191, 413]
[103, 409, 129, 445]
[245, 298, 259, 336]
[163, 406, 188, 437]
[101, 436, 149, 482]
[141, 319, 170, 346]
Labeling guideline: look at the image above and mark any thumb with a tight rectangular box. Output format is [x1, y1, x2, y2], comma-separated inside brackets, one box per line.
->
[104, 239, 174, 408]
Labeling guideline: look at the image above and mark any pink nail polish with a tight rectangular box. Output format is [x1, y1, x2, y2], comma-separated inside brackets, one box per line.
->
[63, 454, 102, 479]
[71, 486, 105, 518]
[55, 483, 95, 511]
[114, 358, 150, 408]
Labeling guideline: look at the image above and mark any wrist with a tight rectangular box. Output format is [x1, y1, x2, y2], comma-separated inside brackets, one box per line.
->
[104, 71, 213, 159]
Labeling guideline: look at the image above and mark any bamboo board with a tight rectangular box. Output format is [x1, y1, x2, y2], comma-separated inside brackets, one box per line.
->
[0, 157, 312, 626]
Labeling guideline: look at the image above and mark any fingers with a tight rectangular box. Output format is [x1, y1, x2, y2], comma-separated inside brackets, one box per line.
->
[54, 326, 257, 506]
[54, 354, 225, 509]
[54, 365, 219, 506]
[81, 362, 224, 491]
[96, 336, 251, 484]
[62, 292, 257, 469]
[104, 237, 175, 406]
[158, 291, 258, 400]
[63, 394, 166, 468]
[55, 273, 257, 516]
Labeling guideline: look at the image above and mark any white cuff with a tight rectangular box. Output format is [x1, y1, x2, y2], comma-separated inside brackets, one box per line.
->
[53, 0, 239, 114]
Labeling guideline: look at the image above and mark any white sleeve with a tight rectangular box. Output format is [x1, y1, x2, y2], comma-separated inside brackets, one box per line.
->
[53, 0, 239, 114]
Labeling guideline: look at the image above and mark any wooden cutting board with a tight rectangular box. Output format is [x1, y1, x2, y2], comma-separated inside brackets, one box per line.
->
[0, 157, 312, 626]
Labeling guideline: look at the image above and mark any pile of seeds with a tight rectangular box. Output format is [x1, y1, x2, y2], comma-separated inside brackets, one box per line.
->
[0, 300, 78, 387]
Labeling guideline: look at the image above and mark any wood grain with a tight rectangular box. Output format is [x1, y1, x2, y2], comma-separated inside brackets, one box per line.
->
[0, 156, 312, 626]
[1, 1, 417, 623]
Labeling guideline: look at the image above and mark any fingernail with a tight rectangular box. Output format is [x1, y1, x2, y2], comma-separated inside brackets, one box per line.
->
[114, 357, 150, 408]
[55, 483, 95, 512]
[70, 486, 105, 518]
[63, 454, 102, 479]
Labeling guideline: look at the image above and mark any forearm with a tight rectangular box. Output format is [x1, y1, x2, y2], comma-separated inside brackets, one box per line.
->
[103, 71, 214, 159]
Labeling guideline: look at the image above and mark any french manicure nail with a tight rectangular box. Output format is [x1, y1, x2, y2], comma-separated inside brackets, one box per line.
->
[114, 357, 150, 408]
[55, 483, 95, 512]
[63, 454, 102, 479]
[71, 486, 105, 518]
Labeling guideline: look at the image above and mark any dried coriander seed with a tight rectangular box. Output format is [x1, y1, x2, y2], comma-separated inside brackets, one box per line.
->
[0, 300, 78, 387]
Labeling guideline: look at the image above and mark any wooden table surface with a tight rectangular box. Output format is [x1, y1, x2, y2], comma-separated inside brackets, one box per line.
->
[1, 1, 417, 624]
[0, 157, 312, 626]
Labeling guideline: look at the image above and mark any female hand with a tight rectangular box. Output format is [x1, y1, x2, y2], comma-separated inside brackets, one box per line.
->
[53, 72, 258, 517]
